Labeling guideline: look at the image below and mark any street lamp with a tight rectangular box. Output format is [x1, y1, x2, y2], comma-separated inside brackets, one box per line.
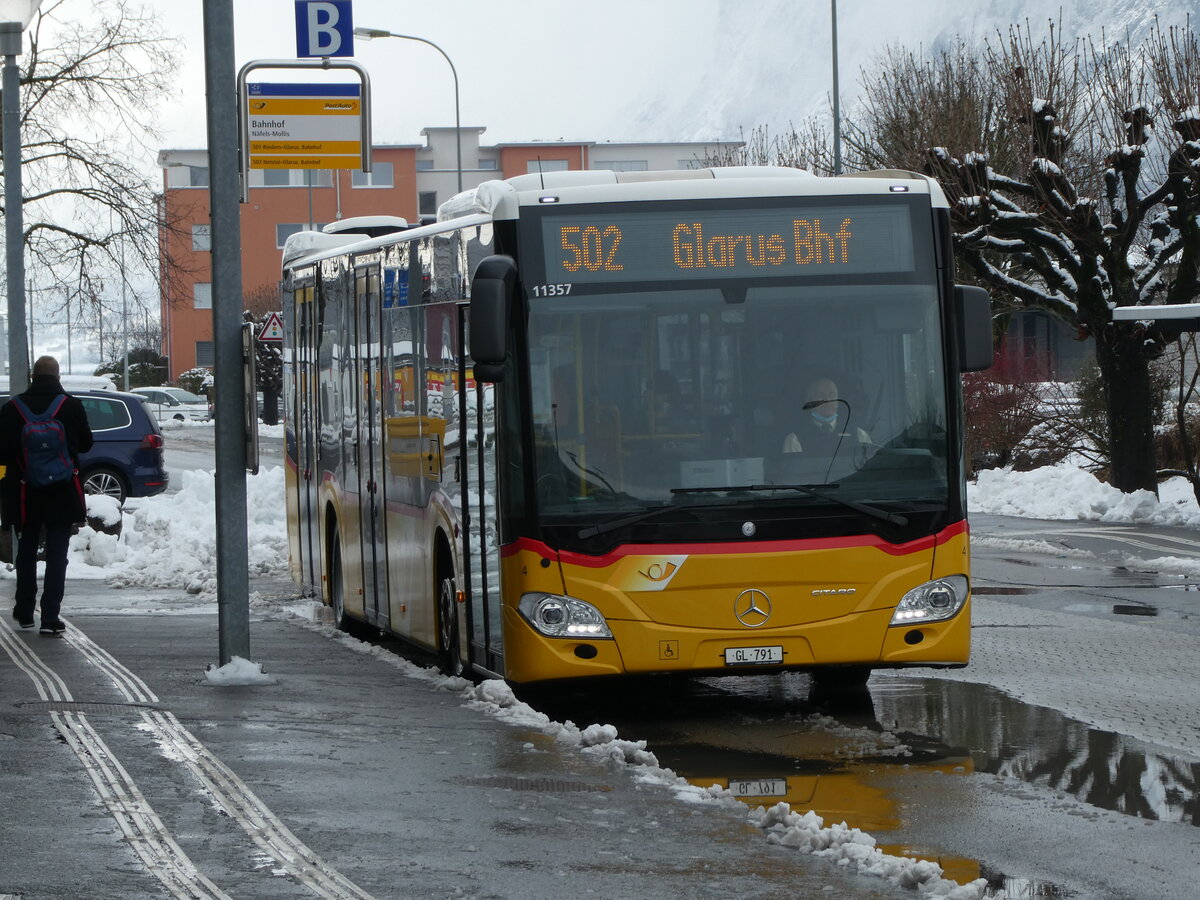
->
[0, 0, 40, 393]
[831, 0, 842, 175]
[353, 26, 462, 194]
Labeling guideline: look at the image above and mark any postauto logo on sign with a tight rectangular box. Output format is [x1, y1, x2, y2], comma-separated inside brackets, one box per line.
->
[295, 0, 354, 58]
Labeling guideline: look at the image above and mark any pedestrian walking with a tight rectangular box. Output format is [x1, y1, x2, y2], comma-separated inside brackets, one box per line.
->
[1, 356, 94, 634]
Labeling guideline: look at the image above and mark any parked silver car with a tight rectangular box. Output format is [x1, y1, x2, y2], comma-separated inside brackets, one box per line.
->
[130, 387, 211, 424]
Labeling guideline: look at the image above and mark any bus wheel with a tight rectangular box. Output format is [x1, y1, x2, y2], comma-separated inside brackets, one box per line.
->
[330, 537, 348, 632]
[437, 574, 463, 678]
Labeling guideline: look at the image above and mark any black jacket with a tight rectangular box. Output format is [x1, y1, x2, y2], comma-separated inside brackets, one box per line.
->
[0, 376, 95, 527]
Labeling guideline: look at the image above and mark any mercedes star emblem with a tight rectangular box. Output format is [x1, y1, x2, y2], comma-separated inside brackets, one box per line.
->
[734, 589, 772, 627]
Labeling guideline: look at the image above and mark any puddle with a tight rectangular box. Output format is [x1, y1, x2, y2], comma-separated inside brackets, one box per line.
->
[871, 678, 1198, 827]
[527, 674, 1196, 896]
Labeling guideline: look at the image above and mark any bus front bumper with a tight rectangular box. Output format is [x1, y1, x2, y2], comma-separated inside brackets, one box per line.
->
[501, 600, 971, 684]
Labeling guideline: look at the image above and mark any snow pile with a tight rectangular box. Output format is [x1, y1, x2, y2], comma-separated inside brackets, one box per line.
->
[69, 466, 288, 595]
[970, 462, 1200, 527]
[85, 494, 121, 528]
[204, 655, 277, 686]
[752, 803, 987, 898]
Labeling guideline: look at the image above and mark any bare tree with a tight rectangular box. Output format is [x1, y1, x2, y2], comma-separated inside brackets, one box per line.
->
[699, 122, 836, 175]
[3, 0, 179, 339]
[840, 20, 1200, 493]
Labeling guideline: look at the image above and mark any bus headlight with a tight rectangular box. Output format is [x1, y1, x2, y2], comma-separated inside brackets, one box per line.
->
[890, 575, 969, 625]
[519, 592, 613, 639]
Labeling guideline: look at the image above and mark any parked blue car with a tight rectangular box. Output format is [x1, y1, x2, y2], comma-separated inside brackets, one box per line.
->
[0, 389, 168, 504]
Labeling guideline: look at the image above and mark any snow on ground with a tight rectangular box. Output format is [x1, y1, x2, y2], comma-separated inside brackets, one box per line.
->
[969, 461, 1200, 526]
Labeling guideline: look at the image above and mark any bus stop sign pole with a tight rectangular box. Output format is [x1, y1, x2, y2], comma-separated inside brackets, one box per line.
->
[202, 0, 251, 667]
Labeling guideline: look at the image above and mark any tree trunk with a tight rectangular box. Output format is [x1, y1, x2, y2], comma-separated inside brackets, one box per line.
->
[261, 385, 281, 426]
[1095, 331, 1158, 493]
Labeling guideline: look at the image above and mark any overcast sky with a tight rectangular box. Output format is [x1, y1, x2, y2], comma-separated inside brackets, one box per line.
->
[140, 0, 1197, 157]
[149, 0, 724, 150]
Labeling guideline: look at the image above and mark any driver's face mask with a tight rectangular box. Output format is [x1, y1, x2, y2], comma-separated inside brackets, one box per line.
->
[811, 409, 837, 426]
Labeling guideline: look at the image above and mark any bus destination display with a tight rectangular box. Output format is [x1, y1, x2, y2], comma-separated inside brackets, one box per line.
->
[538, 204, 916, 285]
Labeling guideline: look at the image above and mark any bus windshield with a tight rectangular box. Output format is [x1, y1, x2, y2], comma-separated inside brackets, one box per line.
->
[525, 282, 950, 536]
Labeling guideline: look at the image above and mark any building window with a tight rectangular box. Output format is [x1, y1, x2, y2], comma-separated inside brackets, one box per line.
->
[189, 166, 209, 187]
[415, 159, 434, 171]
[195, 341, 214, 367]
[419, 192, 438, 215]
[262, 169, 332, 187]
[527, 159, 568, 173]
[193, 283, 212, 309]
[351, 162, 394, 188]
[191, 224, 211, 251]
[477, 158, 498, 170]
[593, 160, 648, 172]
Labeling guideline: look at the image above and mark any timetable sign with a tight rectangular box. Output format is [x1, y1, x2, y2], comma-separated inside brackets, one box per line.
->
[247, 82, 362, 170]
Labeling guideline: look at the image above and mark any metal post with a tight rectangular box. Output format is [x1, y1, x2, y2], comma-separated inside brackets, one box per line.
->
[831, 0, 842, 176]
[2, 22, 29, 393]
[120, 235, 129, 389]
[202, 0, 251, 667]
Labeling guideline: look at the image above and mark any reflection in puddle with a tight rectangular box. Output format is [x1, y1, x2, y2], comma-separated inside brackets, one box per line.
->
[873, 677, 1199, 827]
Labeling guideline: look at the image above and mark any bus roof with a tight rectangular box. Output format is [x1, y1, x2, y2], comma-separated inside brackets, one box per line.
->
[283, 166, 948, 272]
[441, 166, 949, 222]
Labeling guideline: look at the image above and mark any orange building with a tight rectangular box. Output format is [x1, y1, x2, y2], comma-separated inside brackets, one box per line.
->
[157, 129, 740, 381]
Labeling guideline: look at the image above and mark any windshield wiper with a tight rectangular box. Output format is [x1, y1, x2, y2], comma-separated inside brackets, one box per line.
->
[671, 483, 908, 527]
[576, 497, 731, 540]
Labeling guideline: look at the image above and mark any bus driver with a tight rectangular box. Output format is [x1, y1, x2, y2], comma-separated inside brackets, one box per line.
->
[782, 376, 869, 455]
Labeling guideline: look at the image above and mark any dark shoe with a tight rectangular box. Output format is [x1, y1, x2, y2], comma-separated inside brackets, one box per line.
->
[39, 619, 66, 635]
[12, 607, 34, 629]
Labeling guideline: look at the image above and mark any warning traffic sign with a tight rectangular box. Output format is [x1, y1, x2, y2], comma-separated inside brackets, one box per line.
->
[259, 312, 284, 342]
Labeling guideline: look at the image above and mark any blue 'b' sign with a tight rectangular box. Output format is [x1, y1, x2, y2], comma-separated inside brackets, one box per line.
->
[295, 0, 354, 58]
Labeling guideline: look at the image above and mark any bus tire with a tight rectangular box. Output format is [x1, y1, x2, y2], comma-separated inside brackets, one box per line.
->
[329, 536, 348, 632]
[437, 572, 463, 678]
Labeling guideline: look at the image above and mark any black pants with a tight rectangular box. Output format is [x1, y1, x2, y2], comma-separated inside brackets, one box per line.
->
[13, 522, 72, 625]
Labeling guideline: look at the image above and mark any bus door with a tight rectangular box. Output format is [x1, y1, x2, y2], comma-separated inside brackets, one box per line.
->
[294, 281, 321, 592]
[461, 309, 504, 674]
[356, 267, 388, 628]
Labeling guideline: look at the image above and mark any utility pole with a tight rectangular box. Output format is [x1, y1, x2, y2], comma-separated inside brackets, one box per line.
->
[203, 0, 251, 667]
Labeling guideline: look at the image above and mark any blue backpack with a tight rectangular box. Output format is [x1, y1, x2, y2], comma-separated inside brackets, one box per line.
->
[12, 395, 75, 487]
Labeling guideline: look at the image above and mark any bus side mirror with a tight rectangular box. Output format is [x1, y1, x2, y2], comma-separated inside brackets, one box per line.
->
[955, 285, 994, 372]
[470, 254, 517, 383]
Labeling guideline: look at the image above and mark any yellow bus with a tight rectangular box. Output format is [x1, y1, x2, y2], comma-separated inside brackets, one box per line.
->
[281, 167, 992, 686]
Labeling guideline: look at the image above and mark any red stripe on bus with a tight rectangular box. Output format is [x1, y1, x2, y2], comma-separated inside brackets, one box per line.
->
[501, 521, 968, 567]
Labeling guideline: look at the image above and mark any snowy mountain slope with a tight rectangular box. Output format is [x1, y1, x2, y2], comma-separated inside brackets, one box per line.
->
[625, 0, 1199, 141]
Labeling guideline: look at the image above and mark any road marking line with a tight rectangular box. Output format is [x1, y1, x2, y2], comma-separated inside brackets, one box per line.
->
[64, 623, 376, 900]
[0, 620, 229, 900]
